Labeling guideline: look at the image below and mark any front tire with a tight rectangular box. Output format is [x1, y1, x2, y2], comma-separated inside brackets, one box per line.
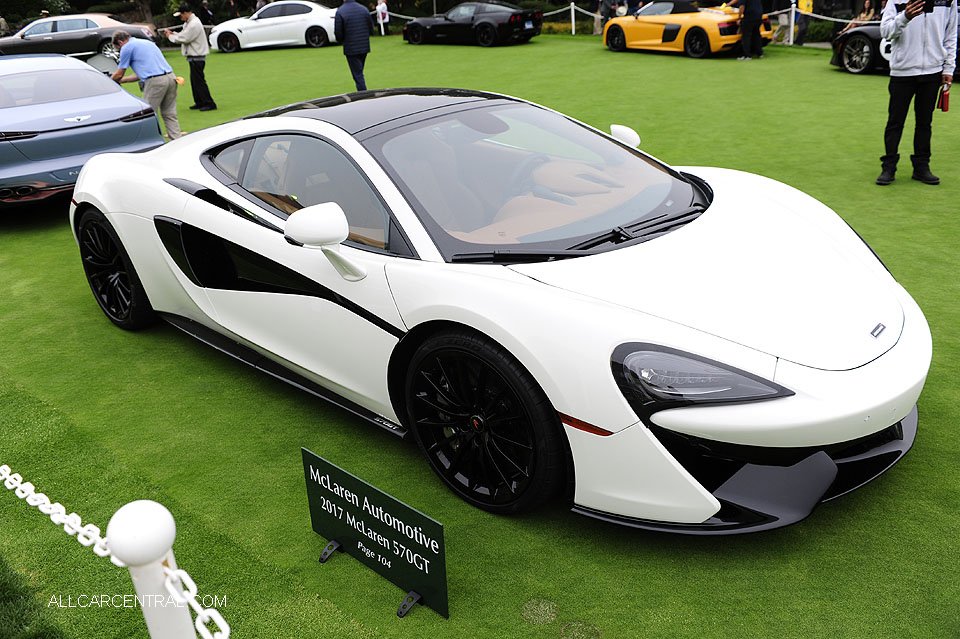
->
[407, 25, 424, 44]
[306, 26, 328, 47]
[841, 34, 874, 74]
[684, 27, 709, 58]
[607, 25, 626, 51]
[77, 207, 157, 330]
[476, 23, 497, 47]
[218, 32, 240, 53]
[405, 330, 565, 514]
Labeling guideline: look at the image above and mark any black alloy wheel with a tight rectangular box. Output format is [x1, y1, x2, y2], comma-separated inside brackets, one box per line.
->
[607, 25, 626, 51]
[476, 23, 497, 47]
[684, 28, 709, 58]
[306, 26, 328, 47]
[407, 25, 424, 44]
[218, 33, 240, 53]
[77, 208, 157, 330]
[841, 34, 873, 74]
[405, 331, 565, 513]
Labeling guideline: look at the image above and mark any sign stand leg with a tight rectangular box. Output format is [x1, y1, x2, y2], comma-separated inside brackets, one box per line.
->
[318, 539, 342, 564]
[397, 591, 422, 618]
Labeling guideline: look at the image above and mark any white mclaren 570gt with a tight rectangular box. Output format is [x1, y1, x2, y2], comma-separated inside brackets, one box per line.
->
[70, 88, 932, 534]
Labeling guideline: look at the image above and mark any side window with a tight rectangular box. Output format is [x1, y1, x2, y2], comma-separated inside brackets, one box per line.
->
[447, 5, 476, 18]
[239, 135, 392, 250]
[55, 18, 90, 32]
[283, 3, 312, 16]
[257, 5, 284, 19]
[212, 139, 253, 181]
[24, 22, 54, 36]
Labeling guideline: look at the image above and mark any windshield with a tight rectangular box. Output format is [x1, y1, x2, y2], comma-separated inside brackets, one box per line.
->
[366, 102, 694, 259]
[0, 68, 120, 108]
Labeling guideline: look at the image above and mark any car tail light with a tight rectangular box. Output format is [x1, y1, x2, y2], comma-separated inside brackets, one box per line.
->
[718, 21, 739, 35]
[0, 131, 39, 141]
[119, 108, 156, 122]
[141, 27, 154, 38]
[509, 14, 519, 22]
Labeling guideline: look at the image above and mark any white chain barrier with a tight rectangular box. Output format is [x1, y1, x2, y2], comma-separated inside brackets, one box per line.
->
[0, 463, 126, 567]
[164, 567, 231, 639]
[1, 463, 229, 639]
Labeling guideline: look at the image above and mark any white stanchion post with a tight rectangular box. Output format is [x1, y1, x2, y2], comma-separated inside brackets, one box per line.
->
[789, 1, 795, 45]
[571, 2, 576, 35]
[108, 501, 197, 639]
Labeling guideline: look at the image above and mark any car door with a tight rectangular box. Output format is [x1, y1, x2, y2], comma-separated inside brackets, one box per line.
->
[244, 4, 286, 45]
[164, 133, 414, 419]
[49, 18, 98, 55]
[279, 2, 312, 43]
[446, 3, 478, 42]
[15, 21, 56, 54]
[631, 2, 671, 47]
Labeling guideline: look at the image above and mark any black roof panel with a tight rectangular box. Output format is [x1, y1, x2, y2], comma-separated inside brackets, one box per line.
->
[244, 87, 514, 135]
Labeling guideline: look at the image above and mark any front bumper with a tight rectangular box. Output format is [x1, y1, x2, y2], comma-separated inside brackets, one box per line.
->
[572, 406, 916, 534]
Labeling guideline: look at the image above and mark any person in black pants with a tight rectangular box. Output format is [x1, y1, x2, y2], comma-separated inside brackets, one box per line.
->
[876, 0, 956, 185]
[164, 4, 217, 111]
[739, 0, 764, 59]
[335, 0, 374, 92]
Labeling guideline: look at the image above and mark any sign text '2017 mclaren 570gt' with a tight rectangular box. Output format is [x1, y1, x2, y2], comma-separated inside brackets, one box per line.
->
[70, 88, 931, 534]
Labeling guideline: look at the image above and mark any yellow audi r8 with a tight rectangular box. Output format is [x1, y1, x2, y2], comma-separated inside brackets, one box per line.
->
[604, 1, 772, 58]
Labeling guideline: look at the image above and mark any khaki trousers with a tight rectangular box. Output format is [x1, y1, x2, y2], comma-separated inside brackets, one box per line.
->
[142, 73, 181, 140]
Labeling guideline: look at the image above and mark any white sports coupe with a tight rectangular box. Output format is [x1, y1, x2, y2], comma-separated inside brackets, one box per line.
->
[69, 89, 932, 534]
[209, 0, 336, 53]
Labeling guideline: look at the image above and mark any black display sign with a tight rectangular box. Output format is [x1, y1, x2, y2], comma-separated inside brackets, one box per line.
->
[302, 448, 449, 618]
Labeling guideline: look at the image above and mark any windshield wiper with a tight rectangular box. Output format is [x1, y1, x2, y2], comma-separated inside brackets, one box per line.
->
[451, 249, 585, 264]
[566, 205, 706, 251]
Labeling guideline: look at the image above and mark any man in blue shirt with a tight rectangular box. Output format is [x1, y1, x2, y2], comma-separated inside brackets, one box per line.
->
[110, 30, 182, 140]
[335, 0, 374, 91]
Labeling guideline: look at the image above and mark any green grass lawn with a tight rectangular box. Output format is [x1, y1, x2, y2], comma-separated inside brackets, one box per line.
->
[1, 35, 959, 639]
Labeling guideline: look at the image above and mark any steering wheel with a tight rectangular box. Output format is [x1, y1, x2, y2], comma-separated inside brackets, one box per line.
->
[505, 153, 550, 197]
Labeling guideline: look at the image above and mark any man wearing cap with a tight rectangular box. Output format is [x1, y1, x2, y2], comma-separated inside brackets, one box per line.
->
[164, 4, 217, 111]
[110, 30, 182, 140]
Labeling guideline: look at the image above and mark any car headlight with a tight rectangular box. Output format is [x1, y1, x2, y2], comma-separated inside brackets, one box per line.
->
[611, 343, 793, 420]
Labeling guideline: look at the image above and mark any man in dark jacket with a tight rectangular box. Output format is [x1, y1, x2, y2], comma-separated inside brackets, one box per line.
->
[335, 0, 374, 91]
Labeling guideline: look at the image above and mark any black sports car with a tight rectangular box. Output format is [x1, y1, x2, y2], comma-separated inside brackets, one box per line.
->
[403, 1, 542, 46]
[831, 24, 890, 74]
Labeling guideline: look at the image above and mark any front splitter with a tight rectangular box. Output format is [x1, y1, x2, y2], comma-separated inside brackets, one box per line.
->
[571, 406, 918, 535]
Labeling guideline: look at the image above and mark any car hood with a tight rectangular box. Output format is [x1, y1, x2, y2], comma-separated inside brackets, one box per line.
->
[507, 167, 904, 371]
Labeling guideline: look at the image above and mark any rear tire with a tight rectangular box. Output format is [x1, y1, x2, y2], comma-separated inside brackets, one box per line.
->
[405, 330, 565, 514]
[684, 27, 709, 58]
[218, 32, 240, 53]
[98, 39, 117, 58]
[607, 25, 626, 51]
[77, 207, 157, 330]
[476, 23, 497, 47]
[306, 26, 328, 47]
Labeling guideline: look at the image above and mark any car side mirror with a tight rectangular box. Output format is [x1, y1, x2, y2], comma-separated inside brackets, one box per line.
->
[610, 124, 641, 148]
[284, 202, 367, 281]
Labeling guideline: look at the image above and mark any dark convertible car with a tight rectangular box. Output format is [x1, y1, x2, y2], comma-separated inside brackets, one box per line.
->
[403, 1, 542, 46]
[831, 24, 890, 74]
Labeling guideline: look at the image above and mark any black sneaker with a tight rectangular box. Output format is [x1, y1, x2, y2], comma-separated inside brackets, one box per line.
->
[911, 167, 940, 185]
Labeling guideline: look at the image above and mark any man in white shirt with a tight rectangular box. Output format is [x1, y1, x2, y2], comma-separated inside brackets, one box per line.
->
[164, 3, 217, 111]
